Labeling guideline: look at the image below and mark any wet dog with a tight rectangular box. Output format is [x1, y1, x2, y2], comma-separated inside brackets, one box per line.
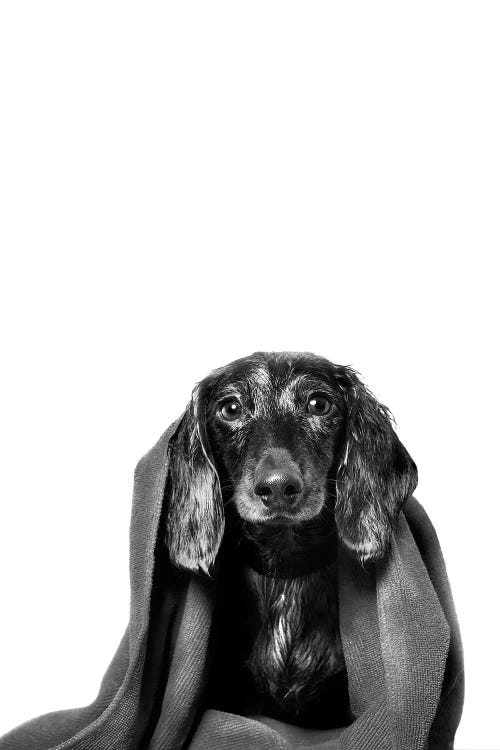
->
[165, 351, 417, 728]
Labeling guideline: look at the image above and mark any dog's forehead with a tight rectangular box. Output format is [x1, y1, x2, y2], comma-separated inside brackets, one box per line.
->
[213, 354, 336, 412]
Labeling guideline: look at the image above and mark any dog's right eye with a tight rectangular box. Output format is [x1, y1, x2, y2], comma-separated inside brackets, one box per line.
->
[219, 399, 242, 421]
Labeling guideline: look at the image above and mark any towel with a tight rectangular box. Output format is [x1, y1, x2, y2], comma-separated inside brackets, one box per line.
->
[0, 416, 464, 750]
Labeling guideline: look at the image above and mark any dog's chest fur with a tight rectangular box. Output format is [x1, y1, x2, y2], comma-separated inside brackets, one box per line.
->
[243, 564, 345, 711]
[207, 551, 351, 727]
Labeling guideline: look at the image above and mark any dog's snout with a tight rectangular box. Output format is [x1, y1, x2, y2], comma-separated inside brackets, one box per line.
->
[254, 455, 304, 508]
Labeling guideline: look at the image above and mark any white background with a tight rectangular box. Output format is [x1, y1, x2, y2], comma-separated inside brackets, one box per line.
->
[0, 3, 498, 748]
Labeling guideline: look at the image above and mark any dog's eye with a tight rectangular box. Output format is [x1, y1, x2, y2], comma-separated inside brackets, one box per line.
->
[219, 399, 242, 421]
[307, 394, 331, 416]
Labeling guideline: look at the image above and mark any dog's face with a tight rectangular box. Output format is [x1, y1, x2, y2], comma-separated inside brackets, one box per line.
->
[204, 356, 345, 527]
[166, 352, 418, 575]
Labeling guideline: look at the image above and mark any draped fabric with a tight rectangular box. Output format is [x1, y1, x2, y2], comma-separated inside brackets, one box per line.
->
[0, 418, 464, 750]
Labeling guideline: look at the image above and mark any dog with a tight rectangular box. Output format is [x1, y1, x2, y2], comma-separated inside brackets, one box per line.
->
[164, 351, 417, 729]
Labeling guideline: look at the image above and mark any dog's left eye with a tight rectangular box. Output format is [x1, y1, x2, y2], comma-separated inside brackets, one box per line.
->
[219, 399, 243, 421]
[307, 394, 332, 416]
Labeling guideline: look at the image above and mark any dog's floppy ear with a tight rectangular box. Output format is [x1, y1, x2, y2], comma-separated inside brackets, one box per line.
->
[335, 371, 418, 564]
[165, 379, 224, 576]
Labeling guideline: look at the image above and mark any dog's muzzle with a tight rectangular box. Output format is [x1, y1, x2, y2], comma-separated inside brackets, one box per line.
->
[253, 449, 304, 511]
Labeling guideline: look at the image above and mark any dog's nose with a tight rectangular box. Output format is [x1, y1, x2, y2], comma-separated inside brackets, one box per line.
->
[254, 465, 304, 507]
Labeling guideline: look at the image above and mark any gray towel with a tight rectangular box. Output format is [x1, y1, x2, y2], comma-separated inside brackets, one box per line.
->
[0, 417, 464, 750]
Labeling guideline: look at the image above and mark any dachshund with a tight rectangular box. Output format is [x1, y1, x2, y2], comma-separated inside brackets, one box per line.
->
[164, 351, 418, 729]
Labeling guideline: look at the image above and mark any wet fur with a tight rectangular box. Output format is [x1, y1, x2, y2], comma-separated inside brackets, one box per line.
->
[245, 566, 343, 706]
